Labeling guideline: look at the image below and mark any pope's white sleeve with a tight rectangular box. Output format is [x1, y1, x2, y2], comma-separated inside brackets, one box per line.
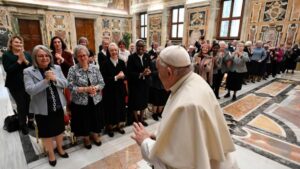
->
[141, 138, 167, 169]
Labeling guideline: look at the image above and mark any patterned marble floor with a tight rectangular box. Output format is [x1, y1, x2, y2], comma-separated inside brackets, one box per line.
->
[1, 64, 300, 169]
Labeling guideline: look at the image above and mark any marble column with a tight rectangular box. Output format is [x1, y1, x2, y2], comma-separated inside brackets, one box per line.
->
[161, 7, 169, 47]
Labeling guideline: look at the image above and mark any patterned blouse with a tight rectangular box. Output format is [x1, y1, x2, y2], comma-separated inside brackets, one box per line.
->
[67, 63, 105, 105]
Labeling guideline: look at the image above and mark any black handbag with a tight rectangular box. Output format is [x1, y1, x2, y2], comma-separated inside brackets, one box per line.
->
[3, 112, 19, 132]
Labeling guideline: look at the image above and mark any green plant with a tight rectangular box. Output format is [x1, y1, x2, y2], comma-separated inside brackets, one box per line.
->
[122, 32, 131, 49]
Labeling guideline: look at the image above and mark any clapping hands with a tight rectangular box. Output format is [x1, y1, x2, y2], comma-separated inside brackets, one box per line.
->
[143, 67, 151, 76]
[55, 53, 64, 64]
[45, 70, 56, 82]
[116, 71, 125, 80]
[16, 50, 29, 65]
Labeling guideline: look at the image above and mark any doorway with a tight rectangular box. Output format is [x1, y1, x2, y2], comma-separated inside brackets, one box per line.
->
[75, 18, 95, 53]
[18, 19, 42, 54]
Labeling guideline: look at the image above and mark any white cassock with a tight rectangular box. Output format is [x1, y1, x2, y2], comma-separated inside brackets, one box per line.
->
[141, 72, 239, 169]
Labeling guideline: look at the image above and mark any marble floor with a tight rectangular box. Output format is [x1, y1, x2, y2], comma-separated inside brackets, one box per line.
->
[1, 64, 300, 169]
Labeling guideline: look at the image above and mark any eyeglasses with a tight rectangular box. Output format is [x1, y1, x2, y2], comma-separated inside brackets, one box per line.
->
[37, 54, 50, 58]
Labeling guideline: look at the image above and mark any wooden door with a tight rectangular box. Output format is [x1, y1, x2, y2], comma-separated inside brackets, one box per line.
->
[18, 19, 42, 54]
[75, 18, 95, 53]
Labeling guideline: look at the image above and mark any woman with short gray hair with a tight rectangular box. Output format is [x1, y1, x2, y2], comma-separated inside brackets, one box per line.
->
[24, 45, 69, 166]
[67, 45, 105, 149]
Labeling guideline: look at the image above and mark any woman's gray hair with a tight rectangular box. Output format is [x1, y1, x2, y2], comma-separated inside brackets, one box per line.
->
[78, 37, 88, 45]
[108, 42, 118, 50]
[219, 41, 227, 48]
[31, 45, 54, 68]
[73, 45, 90, 59]
[245, 41, 252, 46]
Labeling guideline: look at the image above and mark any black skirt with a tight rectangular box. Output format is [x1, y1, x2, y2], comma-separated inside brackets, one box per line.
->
[149, 87, 169, 106]
[226, 71, 243, 91]
[249, 60, 260, 75]
[35, 108, 65, 138]
[70, 98, 103, 137]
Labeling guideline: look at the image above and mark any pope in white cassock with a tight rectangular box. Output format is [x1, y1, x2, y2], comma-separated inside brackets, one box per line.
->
[131, 45, 239, 169]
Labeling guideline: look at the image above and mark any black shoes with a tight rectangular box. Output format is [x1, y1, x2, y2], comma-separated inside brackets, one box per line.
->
[152, 114, 159, 121]
[141, 121, 148, 126]
[107, 131, 114, 137]
[232, 95, 237, 101]
[117, 128, 125, 135]
[49, 159, 57, 167]
[93, 140, 102, 146]
[58, 152, 69, 158]
[54, 148, 69, 158]
[83, 138, 92, 149]
[27, 121, 35, 130]
[21, 126, 29, 135]
[84, 144, 92, 149]
[224, 93, 230, 98]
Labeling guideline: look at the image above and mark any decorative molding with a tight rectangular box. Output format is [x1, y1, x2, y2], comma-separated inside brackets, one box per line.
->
[285, 23, 298, 46]
[186, 0, 210, 9]
[148, 13, 162, 46]
[251, 2, 261, 23]
[263, 0, 288, 22]
[290, 0, 300, 21]
[260, 25, 283, 47]
[186, 6, 209, 45]
[249, 25, 257, 42]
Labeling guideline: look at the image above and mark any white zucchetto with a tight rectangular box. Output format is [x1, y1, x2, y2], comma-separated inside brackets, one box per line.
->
[159, 45, 191, 67]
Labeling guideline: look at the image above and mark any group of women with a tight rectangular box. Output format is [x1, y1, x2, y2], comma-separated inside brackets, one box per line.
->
[3, 35, 105, 166]
[192, 40, 299, 101]
[2, 35, 169, 167]
[193, 41, 250, 101]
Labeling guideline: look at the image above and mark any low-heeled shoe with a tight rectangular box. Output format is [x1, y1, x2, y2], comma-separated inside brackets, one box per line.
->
[117, 128, 125, 134]
[141, 121, 148, 126]
[58, 152, 69, 158]
[93, 140, 102, 146]
[108, 131, 114, 137]
[84, 144, 92, 149]
[49, 159, 57, 167]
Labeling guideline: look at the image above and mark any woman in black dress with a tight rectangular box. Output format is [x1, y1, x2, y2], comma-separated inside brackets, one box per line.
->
[101, 43, 127, 137]
[68, 45, 105, 149]
[127, 40, 152, 126]
[24, 45, 69, 166]
[285, 44, 299, 73]
[149, 48, 169, 121]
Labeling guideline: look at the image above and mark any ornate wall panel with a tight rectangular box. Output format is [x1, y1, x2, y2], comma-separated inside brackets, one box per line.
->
[186, 6, 209, 46]
[260, 25, 283, 47]
[290, 0, 300, 21]
[285, 23, 298, 46]
[45, 11, 72, 49]
[246, 0, 300, 46]
[148, 14, 162, 46]
[248, 25, 257, 42]
[263, 0, 288, 22]
[0, 8, 11, 54]
[100, 16, 131, 43]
